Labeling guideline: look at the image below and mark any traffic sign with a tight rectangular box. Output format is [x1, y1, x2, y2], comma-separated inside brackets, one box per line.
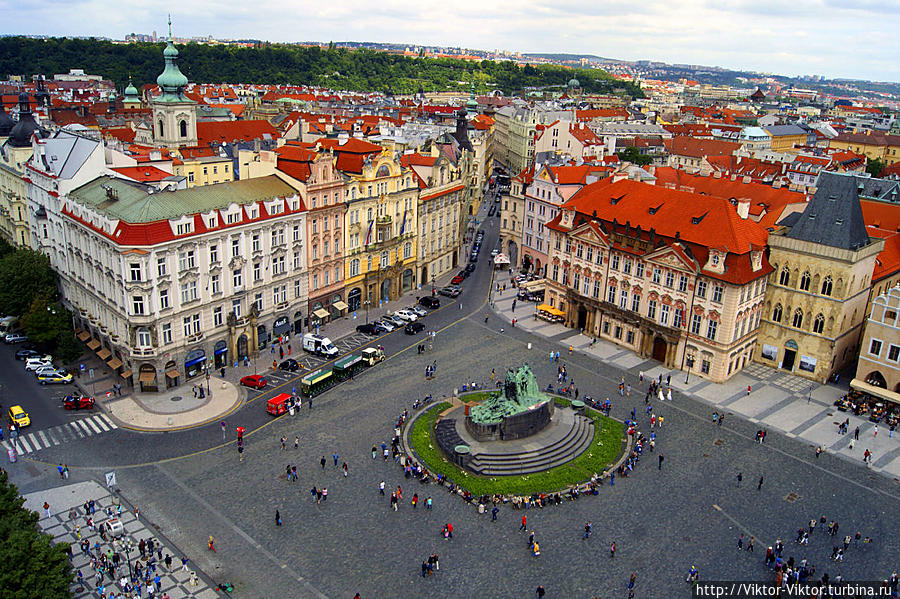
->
[105, 471, 117, 488]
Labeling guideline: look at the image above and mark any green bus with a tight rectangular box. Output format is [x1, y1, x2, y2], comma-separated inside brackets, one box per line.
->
[333, 354, 364, 381]
[300, 368, 334, 397]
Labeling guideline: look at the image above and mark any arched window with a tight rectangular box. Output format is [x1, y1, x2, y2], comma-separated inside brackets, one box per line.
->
[349, 258, 360, 277]
[800, 271, 810, 291]
[157, 120, 164, 137]
[792, 308, 803, 328]
[404, 242, 412, 259]
[821, 276, 833, 296]
[779, 267, 790, 286]
[772, 304, 783, 322]
[813, 313, 825, 334]
[179, 119, 188, 138]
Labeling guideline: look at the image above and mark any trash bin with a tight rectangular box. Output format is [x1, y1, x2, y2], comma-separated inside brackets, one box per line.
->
[7, 448, 16, 463]
[288, 406, 295, 416]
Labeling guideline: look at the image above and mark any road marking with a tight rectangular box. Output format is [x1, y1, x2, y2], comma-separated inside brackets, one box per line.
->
[46, 429, 61, 445]
[0, 440, 9, 452]
[52, 424, 73, 442]
[26, 433, 42, 451]
[17, 436, 32, 453]
[37, 430, 51, 448]
[70, 421, 87, 437]
[84, 416, 104, 433]
[98, 414, 118, 429]
[91, 415, 110, 432]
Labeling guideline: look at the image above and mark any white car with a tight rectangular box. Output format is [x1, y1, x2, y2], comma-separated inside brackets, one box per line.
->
[376, 319, 396, 331]
[25, 357, 53, 372]
[34, 365, 59, 377]
[407, 305, 428, 317]
[394, 309, 418, 322]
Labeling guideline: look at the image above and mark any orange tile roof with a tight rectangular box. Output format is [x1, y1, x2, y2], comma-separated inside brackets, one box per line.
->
[664, 136, 740, 159]
[399, 153, 437, 167]
[196, 120, 279, 146]
[110, 166, 172, 182]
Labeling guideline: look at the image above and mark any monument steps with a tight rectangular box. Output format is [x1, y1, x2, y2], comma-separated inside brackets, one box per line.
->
[468, 414, 595, 476]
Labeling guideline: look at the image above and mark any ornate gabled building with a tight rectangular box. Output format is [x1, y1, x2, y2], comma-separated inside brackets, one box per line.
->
[545, 178, 772, 382]
[755, 172, 884, 382]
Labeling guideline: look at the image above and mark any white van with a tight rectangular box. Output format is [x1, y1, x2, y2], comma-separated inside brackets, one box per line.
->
[302, 333, 339, 357]
[0, 316, 19, 338]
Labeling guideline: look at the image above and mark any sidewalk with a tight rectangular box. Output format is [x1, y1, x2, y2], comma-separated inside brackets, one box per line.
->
[25, 481, 220, 599]
[489, 280, 900, 478]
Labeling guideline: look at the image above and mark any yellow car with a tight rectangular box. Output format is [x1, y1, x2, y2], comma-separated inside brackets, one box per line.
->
[37, 370, 74, 385]
[8, 405, 30, 427]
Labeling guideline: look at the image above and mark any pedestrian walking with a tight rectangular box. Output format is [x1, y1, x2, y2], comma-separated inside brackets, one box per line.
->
[275, 510, 282, 526]
[610, 541, 616, 558]
[520, 515, 527, 532]
[281, 436, 286, 450]
[491, 506, 499, 521]
[815, 446, 822, 458]
[294, 436, 299, 449]
[736, 472, 742, 487]
[874, 424, 878, 438]
[333, 452, 339, 466]
[747, 384, 751, 395]
[535, 585, 545, 598]
[320, 456, 326, 470]
[379, 480, 385, 495]
[658, 453, 664, 469]
[737, 534, 744, 550]
[747, 536, 755, 552]
[43, 501, 51, 518]
[583, 521, 592, 540]
[757, 476, 764, 490]
[854, 426, 860, 440]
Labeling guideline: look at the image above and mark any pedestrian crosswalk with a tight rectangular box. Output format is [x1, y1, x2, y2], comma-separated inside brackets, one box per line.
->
[1, 414, 118, 455]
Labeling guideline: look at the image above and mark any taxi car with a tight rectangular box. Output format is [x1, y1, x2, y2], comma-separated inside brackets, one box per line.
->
[8, 405, 30, 427]
[38, 370, 74, 385]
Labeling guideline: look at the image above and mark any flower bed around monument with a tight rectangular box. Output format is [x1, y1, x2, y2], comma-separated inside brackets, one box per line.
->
[407, 398, 625, 497]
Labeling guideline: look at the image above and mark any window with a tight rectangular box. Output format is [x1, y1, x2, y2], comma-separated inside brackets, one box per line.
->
[178, 250, 195, 271]
[697, 280, 707, 298]
[552, 264, 560, 281]
[293, 252, 301, 271]
[573, 273, 581, 291]
[564, 238, 572, 254]
[647, 299, 657, 320]
[312, 246, 318, 260]
[611, 255, 620, 270]
[706, 320, 717, 341]
[585, 247, 593, 262]
[701, 359, 710, 374]
[636, 262, 644, 278]
[614, 326, 622, 339]
[273, 256, 285, 276]
[603, 322, 610, 334]
[623, 259, 632, 275]
[274, 285, 287, 305]
[772, 304, 782, 322]
[271, 229, 284, 247]
[404, 242, 412, 259]
[712, 285, 723, 303]
[889, 345, 900, 362]
[188, 172, 194, 183]
[209, 245, 218, 264]
[160, 324, 171, 345]
[652, 268, 661, 284]
[607, 285, 616, 303]
[582, 277, 591, 296]
[138, 328, 152, 347]
[312, 273, 319, 291]
[132, 296, 145, 315]
[821, 276, 833, 296]
[678, 275, 688, 293]
[159, 289, 169, 309]
[619, 289, 628, 309]
[252, 233, 261, 252]
[800, 271, 810, 291]
[691, 314, 702, 335]
[293, 225, 301, 242]
[254, 293, 263, 312]
[179, 119, 187, 138]
[813, 314, 825, 334]
[792, 308, 803, 328]
[665, 271, 674, 288]
[673, 308, 684, 328]
[253, 262, 261, 282]
[232, 238, 240, 258]
[213, 307, 223, 327]
[575, 244, 583, 258]
[294, 279, 301, 298]
[350, 259, 360, 277]
[381, 251, 389, 268]
[596, 250, 603, 266]
[211, 274, 220, 294]
[631, 293, 640, 312]
[157, 257, 167, 277]
[182, 314, 200, 337]
[593, 280, 601, 299]
[232, 298, 242, 318]
[660, 304, 670, 325]
[779, 267, 790, 286]
[626, 331, 634, 344]
[129, 263, 142, 282]
[180, 281, 198, 303]
[233, 269, 243, 289]
[176, 222, 193, 235]
[870, 339, 883, 356]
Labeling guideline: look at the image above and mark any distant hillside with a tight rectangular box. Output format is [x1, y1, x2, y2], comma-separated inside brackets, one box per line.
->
[0, 37, 643, 98]
[527, 52, 619, 63]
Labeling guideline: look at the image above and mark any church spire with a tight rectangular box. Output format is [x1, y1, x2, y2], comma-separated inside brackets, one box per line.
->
[155, 16, 189, 102]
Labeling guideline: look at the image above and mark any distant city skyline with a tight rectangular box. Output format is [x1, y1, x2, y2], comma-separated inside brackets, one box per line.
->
[4, 0, 899, 82]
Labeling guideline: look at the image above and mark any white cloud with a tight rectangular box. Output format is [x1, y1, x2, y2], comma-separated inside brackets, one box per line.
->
[5, 0, 900, 81]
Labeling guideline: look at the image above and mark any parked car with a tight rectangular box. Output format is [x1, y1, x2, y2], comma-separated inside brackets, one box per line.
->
[382, 314, 406, 327]
[407, 305, 428, 317]
[356, 323, 379, 336]
[469, 252, 479, 263]
[25, 357, 53, 372]
[240, 375, 268, 389]
[491, 249, 500, 257]
[373, 321, 393, 333]
[4, 333, 27, 344]
[38, 371, 73, 385]
[464, 263, 476, 274]
[34, 365, 60, 377]
[439, 286, 461, 298]
[404, 322, 426, 335]
[374, 319, 395, 331]
[451, 274, 465, 285]
[419, 296, 440, 309]
[278, 359, 301, 372]
[8, 405, 30, 427]
[301, 333, 339, 357]
[394, 309, 418, 322]
[15, 349, 42, 361]
[63, 395, 95, 410]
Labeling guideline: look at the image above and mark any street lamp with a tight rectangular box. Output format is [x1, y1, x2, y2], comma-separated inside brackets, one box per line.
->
[364, 297, 371, 325]
[684, 354, 695, 384]
[431, 274, 436, 297]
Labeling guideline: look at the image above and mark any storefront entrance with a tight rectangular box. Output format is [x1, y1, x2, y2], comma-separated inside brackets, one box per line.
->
[652, 336, 667, 363]
[214, 340, 228, 369]
[184, 348, 207, 379]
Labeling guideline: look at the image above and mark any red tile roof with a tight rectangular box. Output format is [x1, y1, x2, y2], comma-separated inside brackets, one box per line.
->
[110, 166, 172, 183]
[399, 153, 437, 167]
[664, 136, 740, 159]
[196, 120, 279, 146]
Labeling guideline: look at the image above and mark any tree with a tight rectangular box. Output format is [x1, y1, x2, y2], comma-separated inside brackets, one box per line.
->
[0, 470, 72, 599]
[866, 158, 885, 178]
[617, 146, 653, 166]
[0, 249, 57, 317]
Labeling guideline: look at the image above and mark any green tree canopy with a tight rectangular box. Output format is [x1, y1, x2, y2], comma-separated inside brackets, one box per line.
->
[0, 471, 72, 599]
[0, 249, 57, 317]
[866, 157, 885, 178]
[617, 146, 653, 166]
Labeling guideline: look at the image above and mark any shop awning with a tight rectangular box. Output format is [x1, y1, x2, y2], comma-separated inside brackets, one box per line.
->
[313, 308, 330, 319]
[520, 279, 546, 292]
[850, 378, 900, 405]
[77, 330, 90, 341]
[138, 370, 156, 383]
[106, 357, 122, 370]
[536, 304, 565, 317]
[493, 253, 511, 264]
[165, 368, 180, 379]
[86, 339, 101, 350]
[333, 300, 349, 311]
[97, 348, 111, 360]
[120, 369, 133, 380]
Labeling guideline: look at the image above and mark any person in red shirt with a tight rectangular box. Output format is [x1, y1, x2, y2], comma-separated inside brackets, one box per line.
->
[520, 515, 527, 532]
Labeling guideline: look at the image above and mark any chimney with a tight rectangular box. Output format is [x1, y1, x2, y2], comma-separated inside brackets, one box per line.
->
[772, 180, 782, 189]
[742, 175, 752, 184]
[713, 170, 722, 179]
[736, 197, 750, 219]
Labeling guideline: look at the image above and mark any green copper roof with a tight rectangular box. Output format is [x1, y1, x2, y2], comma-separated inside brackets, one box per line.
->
[68, 175, 298, 223]
[124, 77, 139, 99]
[156, 34, 190, 103]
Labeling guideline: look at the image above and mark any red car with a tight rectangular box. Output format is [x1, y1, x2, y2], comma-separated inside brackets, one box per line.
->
[240, 375, 268, 389]
[451, 275, 465, 285]
[63, 395, 95, 410]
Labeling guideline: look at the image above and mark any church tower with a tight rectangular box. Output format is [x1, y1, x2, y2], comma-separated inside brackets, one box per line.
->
[151, 16, 197, 149]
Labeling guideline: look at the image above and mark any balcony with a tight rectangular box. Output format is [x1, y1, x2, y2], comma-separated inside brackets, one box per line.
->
[131, 347, 157, 357]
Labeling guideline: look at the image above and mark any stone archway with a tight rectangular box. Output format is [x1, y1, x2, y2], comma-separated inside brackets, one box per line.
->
[507, 240, 518, 268]
[867, 370, 888, 388]
[381, 278, 392, 302]
[237, 334, 249, 360]
[347, 288, 362, 312]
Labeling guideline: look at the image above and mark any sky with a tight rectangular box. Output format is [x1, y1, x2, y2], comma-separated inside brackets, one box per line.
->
[3, 0, 900, 82]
